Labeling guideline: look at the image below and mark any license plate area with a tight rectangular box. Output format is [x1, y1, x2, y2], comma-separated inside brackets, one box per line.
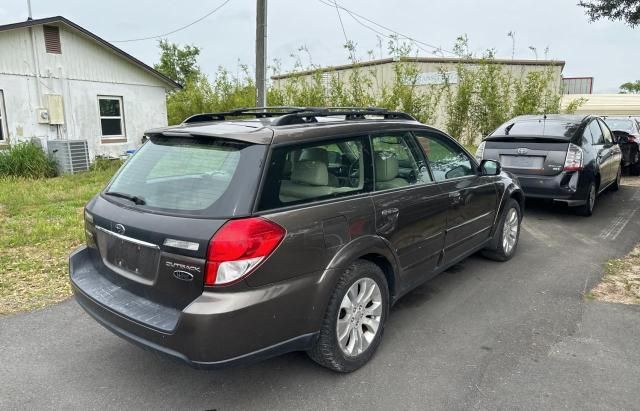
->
[500, 155, 545, 170]
[96, 227, 160, 284]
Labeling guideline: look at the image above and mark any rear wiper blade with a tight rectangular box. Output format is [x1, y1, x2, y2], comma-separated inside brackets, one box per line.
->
[104, 191, 146, 205]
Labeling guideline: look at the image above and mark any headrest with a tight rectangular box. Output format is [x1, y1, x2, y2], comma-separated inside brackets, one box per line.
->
[375, 152, 400, 182]
[299, 147, 329, 163]
[291, 160, 328, 186]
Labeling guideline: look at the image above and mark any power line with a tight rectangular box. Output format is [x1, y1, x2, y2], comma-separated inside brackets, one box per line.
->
[331, 0, 350, 46]
[110, 0, 234, 43]
[317, 0, 456, 56]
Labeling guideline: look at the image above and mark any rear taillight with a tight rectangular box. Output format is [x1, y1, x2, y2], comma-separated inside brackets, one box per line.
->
[563, 143, 584, 172]
[475, 141, 486, 162]
[204, 218, 285, 286]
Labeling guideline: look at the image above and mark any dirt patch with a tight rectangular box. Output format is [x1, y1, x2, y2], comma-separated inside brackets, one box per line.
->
[588, 245, 640, 305]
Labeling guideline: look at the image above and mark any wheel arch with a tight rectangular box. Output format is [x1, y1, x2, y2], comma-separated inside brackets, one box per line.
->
[325, 235, 401, 302]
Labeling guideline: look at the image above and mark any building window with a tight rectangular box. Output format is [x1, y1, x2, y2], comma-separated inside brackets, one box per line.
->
[98, 96, 126, 140]
[43, 25, 61, 54]
[0, 90, 7, 142]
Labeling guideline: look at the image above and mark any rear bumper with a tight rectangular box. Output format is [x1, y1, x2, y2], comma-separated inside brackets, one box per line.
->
[69, 246, 322, 368]
[513, 171, 588, 206]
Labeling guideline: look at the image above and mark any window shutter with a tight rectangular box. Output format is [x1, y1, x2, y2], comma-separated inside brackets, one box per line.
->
[43, 25, 61, 54]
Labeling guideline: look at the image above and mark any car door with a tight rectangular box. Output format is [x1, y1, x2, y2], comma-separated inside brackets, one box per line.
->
[413, 131, 499, 267]
[598, 119, 621, 184]
[369, 131, 448, 293]
[588, 120, 613, 186]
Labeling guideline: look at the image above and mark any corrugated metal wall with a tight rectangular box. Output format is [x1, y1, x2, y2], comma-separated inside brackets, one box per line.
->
[562, 94, 640, 115]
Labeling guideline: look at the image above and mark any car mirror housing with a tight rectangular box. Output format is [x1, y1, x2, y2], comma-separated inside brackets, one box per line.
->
[480, 159, 501, 176]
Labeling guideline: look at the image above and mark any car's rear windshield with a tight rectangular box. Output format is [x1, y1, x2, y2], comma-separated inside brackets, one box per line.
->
[604, 119, 634, 133]
[105, 137, 265, 217]
[490, 119, 581, 139]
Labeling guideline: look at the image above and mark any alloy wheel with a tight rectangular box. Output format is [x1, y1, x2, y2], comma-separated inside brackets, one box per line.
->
[502, 208, 519, 255]
[336, 278, 382, 357]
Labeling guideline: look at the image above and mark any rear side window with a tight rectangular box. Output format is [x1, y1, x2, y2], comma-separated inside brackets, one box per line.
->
[106, 137, 263, 216]
[371, 133, 432, 190]
[258, 137, 370, 210]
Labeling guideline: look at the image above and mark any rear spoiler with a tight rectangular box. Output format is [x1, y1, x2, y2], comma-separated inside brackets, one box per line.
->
[484, 135, 571, 143]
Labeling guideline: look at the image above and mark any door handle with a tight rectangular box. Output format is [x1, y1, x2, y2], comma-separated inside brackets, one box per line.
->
[381, 208, 399, 217]
[449, 191, 462, 206]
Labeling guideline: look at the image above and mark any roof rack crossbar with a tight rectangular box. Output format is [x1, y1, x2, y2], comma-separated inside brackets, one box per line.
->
[270, 108, 416, 126]
[182, 106, 416, 125]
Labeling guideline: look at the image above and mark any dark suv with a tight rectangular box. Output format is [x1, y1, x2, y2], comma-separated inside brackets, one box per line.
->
[477, 114, 622, 216]
[70, 107, 523, 372]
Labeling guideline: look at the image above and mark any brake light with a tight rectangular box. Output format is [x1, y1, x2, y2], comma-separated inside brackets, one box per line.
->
[563, 143, 584, 172]
[475, 141, 486, 162]
[204, 218, 285, 286]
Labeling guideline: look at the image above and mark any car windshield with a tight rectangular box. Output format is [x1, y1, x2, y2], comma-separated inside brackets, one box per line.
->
[492, 119, 581, 139]
[604, 119, 634, 133]
[106, 137, 260, 216]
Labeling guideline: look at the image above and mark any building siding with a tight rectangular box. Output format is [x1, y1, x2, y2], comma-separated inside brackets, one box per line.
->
[0, 22, 170, 157]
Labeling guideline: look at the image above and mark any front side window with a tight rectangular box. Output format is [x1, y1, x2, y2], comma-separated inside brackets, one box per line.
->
[599, 120, 613, 144]
[589, 120, 604, 145]
[98, 96, 126, 139]
[0, 90, 6, 142]
[415, 133, 475, 181]
[371, 133, 432, 191]
[258, 137, 368, 210]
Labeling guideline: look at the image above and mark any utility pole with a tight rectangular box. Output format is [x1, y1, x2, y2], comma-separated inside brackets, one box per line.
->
[255, 0, 267, 108]
[27, 0, 33, 20]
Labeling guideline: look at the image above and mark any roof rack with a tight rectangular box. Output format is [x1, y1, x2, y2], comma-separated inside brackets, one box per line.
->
[181, 107, 416, 125]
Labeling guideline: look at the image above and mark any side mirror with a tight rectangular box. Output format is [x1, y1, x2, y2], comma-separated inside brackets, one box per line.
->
[480, 159, 501, 176]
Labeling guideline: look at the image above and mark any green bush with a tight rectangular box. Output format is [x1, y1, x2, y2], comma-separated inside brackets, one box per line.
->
[0, 142, 57, 178]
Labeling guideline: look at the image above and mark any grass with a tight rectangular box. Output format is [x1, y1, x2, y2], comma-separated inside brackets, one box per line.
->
[588, 245, 640, 305]
[0, 162, 120, 315]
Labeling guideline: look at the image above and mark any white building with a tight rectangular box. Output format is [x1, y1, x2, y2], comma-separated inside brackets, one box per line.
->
[0, 16, 180, 158]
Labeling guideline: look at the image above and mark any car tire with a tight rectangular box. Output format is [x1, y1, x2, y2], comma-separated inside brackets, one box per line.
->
[307, 260, 389, 373]
[576, 182, 596, 217]
[611, 165, 622, 191]
[482, 198, 521, 262]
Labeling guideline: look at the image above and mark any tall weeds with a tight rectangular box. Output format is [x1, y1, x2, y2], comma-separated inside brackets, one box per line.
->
[164, 37, 581, 144]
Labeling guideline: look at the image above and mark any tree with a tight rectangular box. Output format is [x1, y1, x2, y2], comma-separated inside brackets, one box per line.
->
[620, 80, 640, 93]
[154, 40, 202, 85]
[578, 0, 640, 27]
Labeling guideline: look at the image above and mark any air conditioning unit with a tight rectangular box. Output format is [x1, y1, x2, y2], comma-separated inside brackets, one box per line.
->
[47, 140, 90, 174]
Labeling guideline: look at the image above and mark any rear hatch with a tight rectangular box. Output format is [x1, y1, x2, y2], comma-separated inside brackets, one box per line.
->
[80, 135, 268, 321]
[482, 119, 579, 176]
[483, 137, 569, 176]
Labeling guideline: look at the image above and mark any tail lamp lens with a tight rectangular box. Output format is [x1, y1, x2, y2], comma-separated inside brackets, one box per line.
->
[563, 143, 584, 172]
[204, 218, 285, 286]
[475, 141, 486, 162]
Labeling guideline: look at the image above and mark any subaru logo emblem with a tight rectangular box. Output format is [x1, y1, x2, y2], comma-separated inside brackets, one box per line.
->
[115, 224, 126, 235]
[173, 270, 194, 282]
[517, 148, 528, 155]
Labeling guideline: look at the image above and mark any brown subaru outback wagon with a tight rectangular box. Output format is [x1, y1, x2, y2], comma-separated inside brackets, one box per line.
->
[70, 107, 524, 372]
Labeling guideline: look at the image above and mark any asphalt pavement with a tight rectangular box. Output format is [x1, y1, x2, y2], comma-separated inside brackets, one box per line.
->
[2, 182, 640, 410]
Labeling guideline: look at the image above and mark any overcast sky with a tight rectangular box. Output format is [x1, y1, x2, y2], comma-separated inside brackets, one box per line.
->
[1, 0, 638, 92]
